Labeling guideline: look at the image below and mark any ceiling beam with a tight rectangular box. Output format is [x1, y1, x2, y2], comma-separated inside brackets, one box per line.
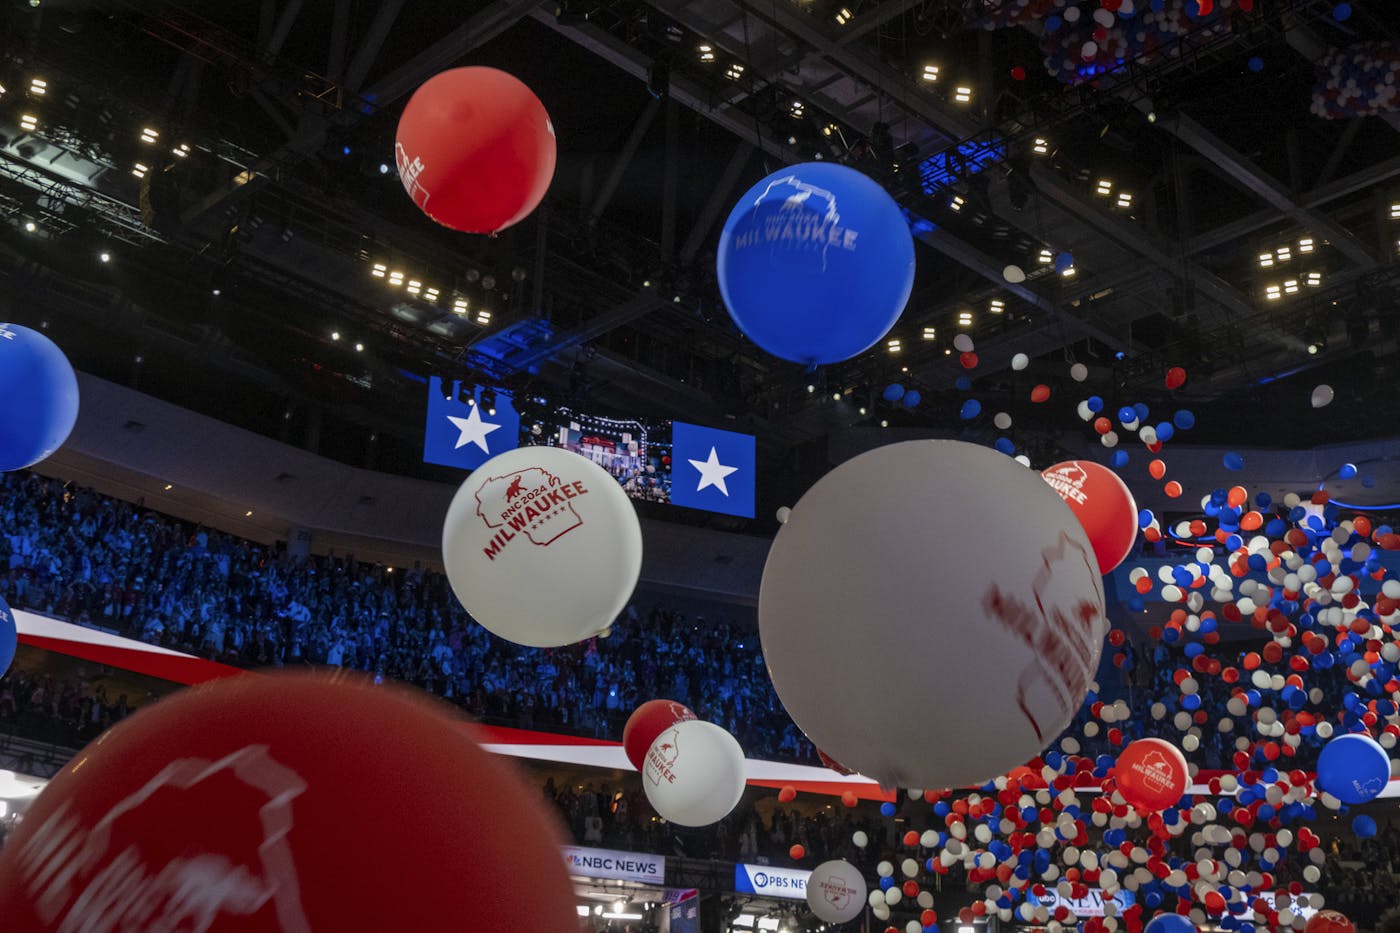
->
[343, 0, 407, 94]
[590, 96, 662, 224]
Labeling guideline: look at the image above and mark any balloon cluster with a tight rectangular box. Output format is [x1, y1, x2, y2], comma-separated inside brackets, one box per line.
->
[1310, 42, 1400, 119]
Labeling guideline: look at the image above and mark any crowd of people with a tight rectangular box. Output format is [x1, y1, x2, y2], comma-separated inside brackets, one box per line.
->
[0, 469, 811, 763]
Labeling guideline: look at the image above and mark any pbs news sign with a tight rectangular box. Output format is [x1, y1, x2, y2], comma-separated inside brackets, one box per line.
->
[735, 863, 808, 900]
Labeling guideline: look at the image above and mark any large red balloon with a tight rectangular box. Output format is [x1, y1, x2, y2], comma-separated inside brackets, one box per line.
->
[395, 67, 556, 234]
[1042, 460, 1138, 575]
[622, 698, 696, 771]
[0, 672, 578, 932]
[1305, 911, 1356, 933]
[1113, 737, 1189, 812]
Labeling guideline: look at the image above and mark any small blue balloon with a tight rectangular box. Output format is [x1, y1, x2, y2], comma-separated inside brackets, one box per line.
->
[960, 399, 982, 420]
[995, 437, 1015, 455]
[1317, 733, 1391, 804]
[1339, 463, 1358, 480]
[903, 390, 921, 409]
[1133, 403, 1150, 422]
[883, 383, 905, 403]
[0, 323, 80, 471]
[1118, 406, 1137, 424]
[1139, 509, 1155, 529]
[1223, 451, 1245, 471]
[1046, 14, 1063, 31]
[1248, 56, 1265, 72]
[955, 376, 972, 392]
[1054, 251, 1074, 272]
[1353, 813, 1377, 837]
[880, 801, 896, 817]
[718, 163, 915, 365]
[1111, 450, 1129, 468]
[1087, 395, 1104, 413]
[0, 594, 14, 680]
[1155, 422, 1175, 442]
[1334, 3, 1353, 21]
[1173, 409, 1195, 430]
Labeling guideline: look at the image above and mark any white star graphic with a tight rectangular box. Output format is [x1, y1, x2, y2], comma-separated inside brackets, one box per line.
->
[688, 446, 739, 497]
[446, 404, 502, 454]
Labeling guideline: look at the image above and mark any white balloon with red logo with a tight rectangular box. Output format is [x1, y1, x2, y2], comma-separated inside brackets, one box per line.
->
[441, 445, 643, 647]
[807, 859, 867, 923]
[641, 719, 747, 827]
[759, 439, 1108, 790]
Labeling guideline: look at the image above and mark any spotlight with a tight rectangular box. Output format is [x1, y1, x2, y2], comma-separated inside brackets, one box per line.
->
[99, 251, 111, 263]
[724, 63, 744, 80]
[131, 162, 148, 179]
[922, 326, 936, 340]
[331, 331, 341, 341]
[354, 342, 364, 352]
[139, 127, 159, 144]
[475, 309, 491, 325]
[23, 220, 35, 232]
[172, 143, 190, 158]
[19, 113, 38, 132]
[886, 338, 901, 353]
[835, 7, 852, 25]
[1032, 137, 1049, 155]
[922, 64, 940, 82]
[378, 162, 391, 174]
[698, 43, 715, 63]
[1096, 179, 1113, 197]
[953, 86, 972, 104]
[29, 77, 46, 96]
[1307, 343, 1319, 355]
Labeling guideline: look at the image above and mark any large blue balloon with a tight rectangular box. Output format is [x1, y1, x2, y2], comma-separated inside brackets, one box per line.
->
[1144, 915, 1194, 933]
[0, 593, 14, 679]
[1317, 733, 1391, 804]
[0, 324, 79, 471]
[717, 163, 915, 365]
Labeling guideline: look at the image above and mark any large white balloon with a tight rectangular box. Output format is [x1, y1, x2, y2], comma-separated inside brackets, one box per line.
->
[807, 859, 867, 924]
[642, 720, 746, 827]
[441, 445, 642, 647]
[759, 440, 1107, 788]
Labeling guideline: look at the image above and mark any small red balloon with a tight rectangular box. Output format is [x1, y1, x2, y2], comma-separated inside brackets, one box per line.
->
[789, 844, 806, 860]
[1031, 384, 1051, 403]
[1164, 480, 1183, 498]
[1042, 460, 1139, 574]
[395, 67, 557, 234]
[623, 699, 697, 771]
[960, 351, 979, 369]
[1010, 66, 1027, 81]
[0, 672, 578, 931]
[778, 785, 797, 802]
[1165, 366, 1187, 389]
[1114, 738, 1189, 812]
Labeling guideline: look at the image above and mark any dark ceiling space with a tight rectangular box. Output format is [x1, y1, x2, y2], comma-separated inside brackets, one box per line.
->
[0, 0, 1398, 528]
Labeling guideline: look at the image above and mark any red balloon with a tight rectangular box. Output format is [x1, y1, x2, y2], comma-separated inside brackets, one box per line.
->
[1113, 738, 1189, 812]
[0, 672, 576, 931]
[1165, 366, 1187, 389]
[1305, 911, 1356, 933]
[623, 699, 697, 770]
[1041, 460, 1139, 575]
[1030, 384, 1051, 403]
[395, 67, 557, 234]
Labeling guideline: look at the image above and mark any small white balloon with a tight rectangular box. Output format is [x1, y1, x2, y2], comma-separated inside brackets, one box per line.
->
[776, 506, 792, 524]
[1310, 384, 1334, 408]
[1004, 264, 1027, 283]
[1070, 362, 1088, 382]
[994, 412, 1012, 430]
[954, 334, 975, 353]
[1012, 353, 1030, 371]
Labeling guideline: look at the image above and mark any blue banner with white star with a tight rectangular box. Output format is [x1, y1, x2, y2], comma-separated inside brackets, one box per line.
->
[669, 421, 756, 518]
[422, 378, 520, 470]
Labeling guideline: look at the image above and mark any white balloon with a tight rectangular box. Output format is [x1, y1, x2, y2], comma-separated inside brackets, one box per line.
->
[954, 334, 975, 353]
[994, 412, 1013, 430]
[853, 830, 869, 848]
[641, 720, 745, 826]
[1012, 353, 1030, 371]
[442, 446, 642, 647]
[1070, 363, 1088, 382]
[759, 440, 1107, 788]
[776, 506, 792, 524]
[807, 860, 867, 924]
[1310, 384, 1334, 408]
[1004, 264, 1027, 284]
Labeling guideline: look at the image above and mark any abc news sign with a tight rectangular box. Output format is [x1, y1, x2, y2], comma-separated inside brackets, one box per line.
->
[562, 846, 666, 885]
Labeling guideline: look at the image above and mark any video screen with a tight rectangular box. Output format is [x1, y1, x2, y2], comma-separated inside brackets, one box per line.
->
[552, 407, 674, 505]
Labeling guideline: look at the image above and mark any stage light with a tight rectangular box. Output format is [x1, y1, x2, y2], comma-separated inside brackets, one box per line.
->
[245, 510, 254, 517]
[131, 162, 148, 178]
[1116, 192, 1133, 209]
[172, 143, 190, 158]
[1276, 245, 1292, 262]
[724, 63, 744, 80]
[424, 286, 440, 302]
[19, 113, 38, 132]
[476, 309, 491, 325]
[922, 326, 936, 340]
[1060, 264, 1077, 277]
[790, 99, 805, 117]
[453, 298, 468, 314]
[1307, 343, 1318, 354]
[922, 64, 940, 82]
[698, 43, 714, 62]
[989, 299, 1004, 314]
[949, 194, 965, 212]
[835, 7, 852, 25]
[99, 251, 111, 263]
[387, 270, 404, 286]
[354, 342, 364, 352]
[1265, 285, 1281, 301]
[406, 279, 422, 296]
[832, 392, 841, 401]
[953, 86, 972, 104]
[331, 331, 341, 341]
[1298, 236, 1314, 253]
[1258, 252, 1274, 268]
[23, 220, 35, 232]
[29, 77, 46, 96]
[1038, 248, 1053, 264]
[1391, 202, 1400, 220]
[957, 311, 973, 327]
[371, 263, 386, 278]
[887, 338, 901, 353]
[1095, 179, 1113, 197]
[163, 484, 173, 491]
[139, 126, 159, 143]
[1032, 137, 1049, 155]
[1306, 272, 1322, 287]
[880, 419, 888, 427]
[1283, 279, 1299, 294]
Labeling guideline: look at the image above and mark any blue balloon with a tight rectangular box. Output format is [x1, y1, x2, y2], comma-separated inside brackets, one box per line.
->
[1054, 251, 1074, 273]
[960, 399, 982, 420]
[1248, 56, 1265, 72]
[955, 376, 972, 392]
[717, 163, 915, 364]
[1353, 814, 1377, 837]
[1317, 733, 1391, 804]
[1223, 451, 1245, 471]
[903, 390, 921, 409]
[995, 437, 1015, 455]
[1133, 403, 1150, 422]
[0, 324, 80, 471]
[1146, 913, 1195, 933]
[883, 383, 905, 402]
[1339, 463, 1358, 480]
[1111, 450, 1129, 468]
[1155, 422, 1175, 442]
[0, 594, 14, 679]
[880, 801, 897, 817]
[1087, 395, 1105, 413]
[1173, 409, 1195, 430]
[1334, 2, 1353, 21]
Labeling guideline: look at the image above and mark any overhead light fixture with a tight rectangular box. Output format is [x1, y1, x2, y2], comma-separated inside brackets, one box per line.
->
[387, 270, 404, 286]
[452, 298, 468, 314]
[1095, 179, 1113, 197]
[131, 162, 148, 179]
[424, 286, 440, 302]
[163, 484, 173, 491]
[953, 86, 972, 104]
[1306, 272, 1322, 287]
[1283, 278, 1299, 294]
[1060, 264, 1077, 277]
[406, 279, 422, 296]
[790, 100, 805, 117]
[698, 43, 714, 62]
[1265, 284, 1281, 301]
[832, 392, 842, 401]
[949, 194, 965, 212]
[1116, 192, 1133, 209]
[989, 298, 1004, 314]
[19, 113, 38, 132]
[476, 309, 492, 325]
[1276, 245, 1292, 262]
[724, 63, 744, 80]
[0, 81, 6, 97]
[1038, 248, 1053, 264]
[1307, 343, 1319, 354]
[887, 338, 901, 353]
[29, 77, 47, 96]
[331, 331, 341, 341]
[370, 263, 386, 278]
[354, 341, 365, 352]
[99, 251, 111, 263]
[1298, 237, 1314, 253]
[922, 326, 936, 340]
[922, 64, 940, 82]
[23, 220, 36, 232]
[172, 143, 190, 158]
[139, 126, 159, 144]
[1258, 252, 1274, 268]
[1032, 137, 1049, 155]
[835, 7, 853, 25]
[1391, 202, 1400, 220]
[245, 510, 254, 517]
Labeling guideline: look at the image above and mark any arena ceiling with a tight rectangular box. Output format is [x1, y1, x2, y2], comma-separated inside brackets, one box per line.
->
[0, 0, 1398, 519]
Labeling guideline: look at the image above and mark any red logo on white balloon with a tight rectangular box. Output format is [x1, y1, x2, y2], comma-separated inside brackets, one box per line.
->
[644, 727, 681, 787]
[14, 745, 312, 932]
[475, 466, 589, 561]
[819, 873, 854, 909]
